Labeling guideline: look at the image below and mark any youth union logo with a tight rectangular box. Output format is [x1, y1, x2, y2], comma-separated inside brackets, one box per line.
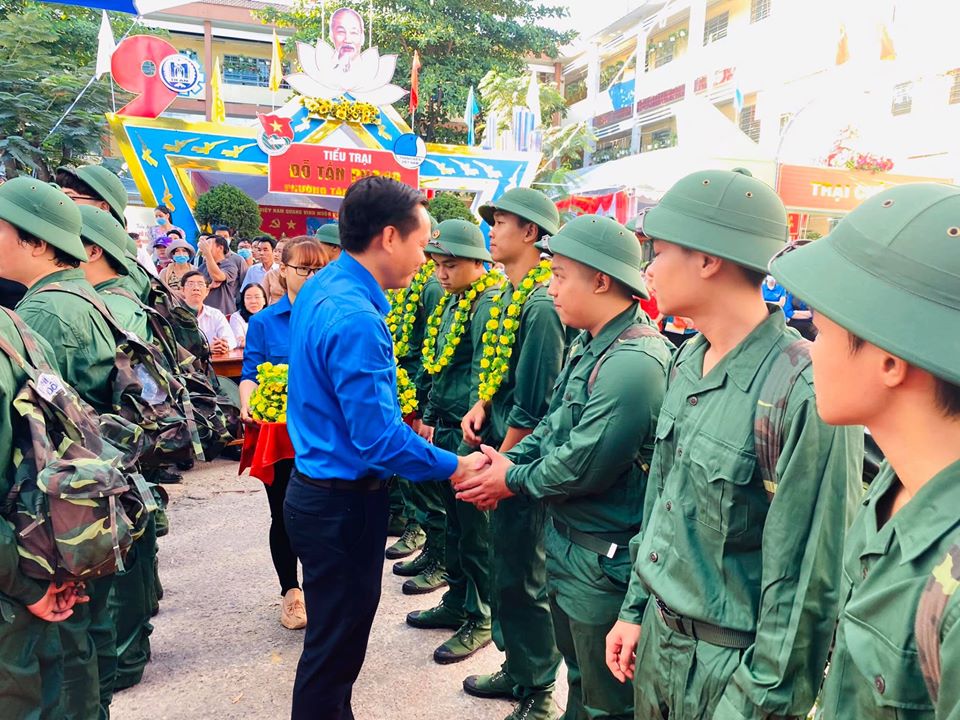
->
[159, 54, 201, 95]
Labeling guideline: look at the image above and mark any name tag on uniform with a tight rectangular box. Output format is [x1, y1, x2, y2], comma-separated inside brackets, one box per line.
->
[36, 373, 66, 402]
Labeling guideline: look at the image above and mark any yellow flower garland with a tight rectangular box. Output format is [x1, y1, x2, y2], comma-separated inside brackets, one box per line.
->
[477, 260, 553, 402]
[421, 269, 504, 375]
[396, 365, 418, 415]
[386, 260, 435, 361]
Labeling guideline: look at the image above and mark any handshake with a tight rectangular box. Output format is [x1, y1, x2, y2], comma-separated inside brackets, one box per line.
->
[449, 445, 515, 511]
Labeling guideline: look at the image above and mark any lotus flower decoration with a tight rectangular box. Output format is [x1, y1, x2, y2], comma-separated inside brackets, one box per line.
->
[286, 39, 408, 107]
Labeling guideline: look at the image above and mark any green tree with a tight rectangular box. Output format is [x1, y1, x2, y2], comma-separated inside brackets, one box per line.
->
[258, 0, 572, 144]
[428, 192, 477, 224]
[194, 184, 263, 239]
[0, 2, 140, 179]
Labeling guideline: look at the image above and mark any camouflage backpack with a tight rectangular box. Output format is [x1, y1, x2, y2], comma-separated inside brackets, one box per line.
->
[145, 274, 242, 452]
[102, 285, 235, 461]
[0, 308, 155, 582]
[36, 283, 204, 467]
[916, 542, 960, 704]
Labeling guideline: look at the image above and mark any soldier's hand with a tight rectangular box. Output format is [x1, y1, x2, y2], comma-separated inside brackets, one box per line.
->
[454, 445, 514, 508]
[418, 423, 435, 444]
[605, 620, 641, 682]
[461, 401, 487, 447]
[27, 582, 83, 623]
[449, 452, 489, 486]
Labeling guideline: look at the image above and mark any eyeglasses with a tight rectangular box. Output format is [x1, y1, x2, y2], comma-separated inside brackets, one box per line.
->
[285, 264, 323, 277]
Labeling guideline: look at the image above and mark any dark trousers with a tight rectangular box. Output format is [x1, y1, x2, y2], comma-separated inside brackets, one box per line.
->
[266, 459, 299, 595]
[284, 471, 389, 720]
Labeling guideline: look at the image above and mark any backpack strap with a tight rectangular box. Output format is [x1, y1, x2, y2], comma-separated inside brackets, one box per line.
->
[34, 283, 136, 343]
[587, 323, 664, 394]
[754, 338, 812, 502]
[916, 543, 960, 704]
[0, 307, 58, 376]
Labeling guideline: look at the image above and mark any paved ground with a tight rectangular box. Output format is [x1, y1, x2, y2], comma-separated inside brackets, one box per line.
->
[111, 459, 567, 719]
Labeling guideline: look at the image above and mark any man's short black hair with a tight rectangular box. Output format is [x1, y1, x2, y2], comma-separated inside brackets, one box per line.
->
[180, 270, 207, 287]
[339, 177, 426, 253]
[19, 229, 81, 269]
[212, 235, 230, 254]
[55, 169, 99, 200]
[255, 235, 277, 249]
[167, 228, 185, 240]
[213, 224, 230, 235]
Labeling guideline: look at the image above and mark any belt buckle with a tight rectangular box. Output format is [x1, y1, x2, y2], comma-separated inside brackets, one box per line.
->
[604, 542, 617, 559]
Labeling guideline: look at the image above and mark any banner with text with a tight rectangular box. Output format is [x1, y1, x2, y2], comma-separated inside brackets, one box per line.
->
[259, 205, 337, 237]
[268, 144, 419, 197]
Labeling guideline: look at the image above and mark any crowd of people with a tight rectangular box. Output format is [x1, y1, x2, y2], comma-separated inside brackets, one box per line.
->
[0, 164, 956, 720]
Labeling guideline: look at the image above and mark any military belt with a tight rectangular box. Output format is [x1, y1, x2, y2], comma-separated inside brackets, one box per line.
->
[551, 519, 635, 559]
[654, 596, 755, 649]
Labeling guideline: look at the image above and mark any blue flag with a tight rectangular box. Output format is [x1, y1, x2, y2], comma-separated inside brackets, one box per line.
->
[463, 87, 480, 146]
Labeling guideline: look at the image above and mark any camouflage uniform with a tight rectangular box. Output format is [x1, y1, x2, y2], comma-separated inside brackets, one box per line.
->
[771, 183, 960, 718]
[0, 311, 65, 720]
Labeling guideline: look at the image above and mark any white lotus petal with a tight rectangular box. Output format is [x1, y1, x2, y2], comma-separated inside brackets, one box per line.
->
[314, 39, 336, 74]
[340, 47, 380, 90]
[296, 41, 322, 79]
[354, 84, 408, 106]
[355, 52, 397, 92]
[285, 73, 342, 100]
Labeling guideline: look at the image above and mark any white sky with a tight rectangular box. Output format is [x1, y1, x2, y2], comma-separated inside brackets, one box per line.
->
[548, 0, 646, 40]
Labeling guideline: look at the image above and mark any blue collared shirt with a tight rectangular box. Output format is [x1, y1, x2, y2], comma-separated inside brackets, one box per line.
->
[241, 293, 293, 383]
[287, 253, 458, 482]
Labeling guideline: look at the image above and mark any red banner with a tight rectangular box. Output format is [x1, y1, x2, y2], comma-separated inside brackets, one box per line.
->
[259, 205, 336, 237]
[268, 144, 419, 197]
[778, 164, 950, 213]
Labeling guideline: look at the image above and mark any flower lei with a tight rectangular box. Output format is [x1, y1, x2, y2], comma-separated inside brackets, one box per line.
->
[386, 260, 435, 360]
[421, 269, 504, 376]
[477, 259, 553, 402]
[387, 261, 435, 413]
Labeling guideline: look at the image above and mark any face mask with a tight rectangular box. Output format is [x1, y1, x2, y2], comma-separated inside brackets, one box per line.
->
[172, 254, 190, 264]
[156, 217, 167, 226]
[237, 248, 253, 259]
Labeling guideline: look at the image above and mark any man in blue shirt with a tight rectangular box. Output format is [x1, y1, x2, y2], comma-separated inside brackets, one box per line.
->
[285, 176, 481, 720]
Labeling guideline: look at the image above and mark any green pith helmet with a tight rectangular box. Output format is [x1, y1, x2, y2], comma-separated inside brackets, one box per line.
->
[428, 212, 440, 236]
[58, 165, 128, 226]
[316, 223, 341, 247]
[478, 187, 561, 235]
[772, 182, 960, 386]
[535, 215, 649, 299]
[643, 168, 788, 273]
[0, 178, 85, 263]
[78, 205, 131, 275]
[427, 219, 492, 262]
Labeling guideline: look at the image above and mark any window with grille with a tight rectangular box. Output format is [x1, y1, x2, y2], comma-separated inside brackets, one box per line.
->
[704, 12, 729, 45]
[739, 105, 761, 142]
[751, 0, 772, 23]
[223, 55, 271, 87]
[949, 72, 960, 105]
[891, 82, 913, 116]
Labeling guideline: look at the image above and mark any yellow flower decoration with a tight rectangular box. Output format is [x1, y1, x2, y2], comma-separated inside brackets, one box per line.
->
[421, 268, 504, 376]
[476, 259, 552, 402]
[249, 362, 289, 423]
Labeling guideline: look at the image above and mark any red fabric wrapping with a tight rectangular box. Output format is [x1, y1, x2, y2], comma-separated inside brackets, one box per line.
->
[239, 422, 295, 486]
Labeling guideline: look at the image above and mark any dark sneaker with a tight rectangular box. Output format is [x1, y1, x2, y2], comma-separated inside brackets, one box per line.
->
[385, 523, 425, 559]
[387, 514, 407, 537]
[393, 550, 431, 577]
[401, 558, 447, 595]
[433, 620, 492, 664]
[504, 692, 558, 720]
[463, 669, 516, 700]
[156, 469, 182, 485]
[406, 602, 466, 630]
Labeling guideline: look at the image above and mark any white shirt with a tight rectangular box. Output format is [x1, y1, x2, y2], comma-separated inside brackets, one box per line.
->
[197, 305, 238, 350]
[228, 312, 248, 343]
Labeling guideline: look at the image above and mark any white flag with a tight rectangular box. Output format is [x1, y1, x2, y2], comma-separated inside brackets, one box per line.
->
[95, 11, 116, 80]
[525, 70, 542, 128]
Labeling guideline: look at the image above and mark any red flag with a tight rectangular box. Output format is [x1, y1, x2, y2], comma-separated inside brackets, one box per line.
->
[410, 51, 421, 114]
[258, 112, 294, 141]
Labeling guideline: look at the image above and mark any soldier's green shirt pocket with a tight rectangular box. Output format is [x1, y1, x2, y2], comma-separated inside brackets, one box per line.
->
[842, 616, 934, 715]
[685, 434, 755, 538]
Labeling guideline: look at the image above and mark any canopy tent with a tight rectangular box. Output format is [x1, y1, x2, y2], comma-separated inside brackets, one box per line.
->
[34, 0, 186, 14]
[572, 96, 776, 197]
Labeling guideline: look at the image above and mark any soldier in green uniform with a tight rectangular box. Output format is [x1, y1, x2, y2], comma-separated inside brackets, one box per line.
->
[405, 219, 500, 662]
[770, 183, 960, 719]
[457, 215, 672, 720]
[456, 215, 673, 719]
[604, 168, 863, 719]
[77, 205, 159, 693]
[0, 177, 123, 720]
[56, 164, 153, 304]
[460, 188, 565, 720]
[0, 309, 87, 720]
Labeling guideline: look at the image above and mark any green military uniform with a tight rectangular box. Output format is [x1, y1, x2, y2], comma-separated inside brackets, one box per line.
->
[619, 169, 863, 720]
[500, 216, 672, 719]
[475, 189, 566, 707]
[0, 178, 121, 720]
[316, 222, 341, 249]
[770, 183, 960, 719]
[410, 220, 499, 660]
[79, 205, 158, 694]
[0, 311, 65, 720]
